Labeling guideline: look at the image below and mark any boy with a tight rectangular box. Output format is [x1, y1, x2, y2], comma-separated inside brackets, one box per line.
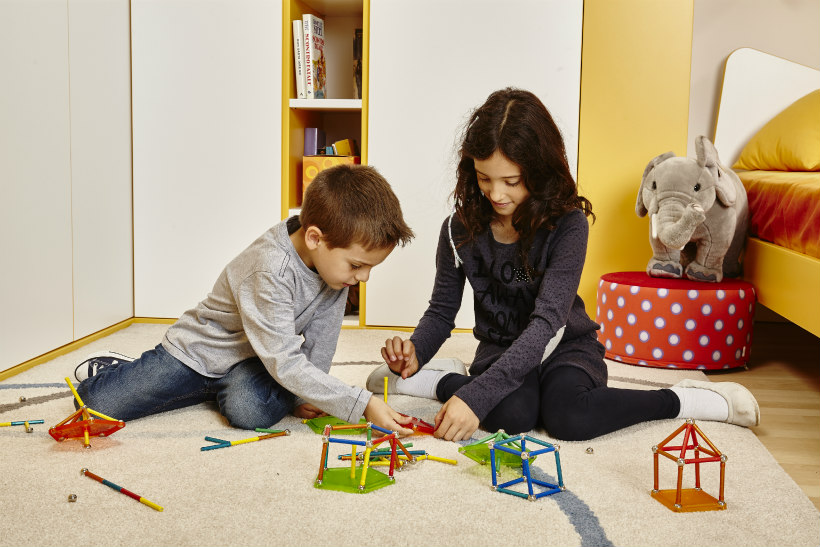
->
[74, 165, 416, 434]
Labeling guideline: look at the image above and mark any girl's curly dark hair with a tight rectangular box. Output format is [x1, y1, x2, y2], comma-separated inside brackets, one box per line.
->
[452, 88, 594, 277]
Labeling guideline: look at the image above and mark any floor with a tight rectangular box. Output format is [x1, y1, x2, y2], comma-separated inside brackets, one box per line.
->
[709, 319, 820, 511]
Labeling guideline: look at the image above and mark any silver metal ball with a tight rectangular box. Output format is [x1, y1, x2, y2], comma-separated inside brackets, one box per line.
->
[68, 494, 77, 502]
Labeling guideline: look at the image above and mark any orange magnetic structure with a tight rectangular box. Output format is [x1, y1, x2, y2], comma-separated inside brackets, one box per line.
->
[651, 419, 727, 512]
[48, 377, 124, 449]
[314, 422, 416, 494]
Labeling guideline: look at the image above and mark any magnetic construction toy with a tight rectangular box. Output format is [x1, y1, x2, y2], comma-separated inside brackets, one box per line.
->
[48, 377, 124, 448]
[459, 429, 538, 469]
[201, 428, 290, 451]
[489, 434, 565, 502]
[303, 413, 435, 436]
[1, 419, 44, 433]
[651, 419, 727, 512]
[80, 468, 163, 512]
[314, 422, 417, 494]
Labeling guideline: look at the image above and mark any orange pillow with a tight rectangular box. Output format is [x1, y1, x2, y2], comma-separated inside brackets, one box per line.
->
[734, 89, 820, 172]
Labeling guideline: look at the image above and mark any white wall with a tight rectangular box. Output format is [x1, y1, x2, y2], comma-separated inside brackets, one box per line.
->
[366, 0, 583, 328]
[688, 0, 820, 157]
[132, 0, 282, 318]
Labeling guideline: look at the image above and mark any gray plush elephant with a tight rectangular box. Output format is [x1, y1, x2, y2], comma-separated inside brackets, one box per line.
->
[636, 135, 749, 282]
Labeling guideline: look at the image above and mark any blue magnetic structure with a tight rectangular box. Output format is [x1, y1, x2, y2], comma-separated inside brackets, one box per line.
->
[489, 434, 565, 502]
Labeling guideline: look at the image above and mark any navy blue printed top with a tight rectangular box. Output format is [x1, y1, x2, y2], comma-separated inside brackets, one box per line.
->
[409, 209, 605, 421]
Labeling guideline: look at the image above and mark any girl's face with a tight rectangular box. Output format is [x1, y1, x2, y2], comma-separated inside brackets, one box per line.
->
[474, 151, 530, 222]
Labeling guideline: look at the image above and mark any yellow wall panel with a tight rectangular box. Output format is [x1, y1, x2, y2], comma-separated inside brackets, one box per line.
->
[577, 0, 694, 317]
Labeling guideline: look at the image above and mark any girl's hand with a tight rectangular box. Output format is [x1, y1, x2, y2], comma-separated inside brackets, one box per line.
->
[433, 396, 479, 442]
[363, 396, 414, 436]
[294, 403, 327, 420]
[380, 336, 419, 379]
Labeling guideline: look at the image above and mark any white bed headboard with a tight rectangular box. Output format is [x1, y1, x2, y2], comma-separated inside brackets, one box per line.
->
[713, 48, 820, 167]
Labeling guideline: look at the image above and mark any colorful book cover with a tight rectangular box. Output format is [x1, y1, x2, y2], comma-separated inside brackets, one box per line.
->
[353, 28, 363, 100]
[303, 14, 326, 99]
[292, 20, 306, 99]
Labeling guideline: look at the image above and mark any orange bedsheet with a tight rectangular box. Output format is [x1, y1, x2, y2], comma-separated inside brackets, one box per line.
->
[737, 170, 820, 259]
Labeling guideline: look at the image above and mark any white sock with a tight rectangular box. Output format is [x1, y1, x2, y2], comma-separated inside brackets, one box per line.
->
[670, 386, 729, 422]
[395, 369, 449, 399]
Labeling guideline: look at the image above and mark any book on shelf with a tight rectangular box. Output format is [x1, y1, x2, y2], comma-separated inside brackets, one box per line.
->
[292, 20, 307, 99]
[304, 127, 326, 156]
[353, 28, 363, 100]
[331, 138, 356, 156]
[302, 14, 326, 99]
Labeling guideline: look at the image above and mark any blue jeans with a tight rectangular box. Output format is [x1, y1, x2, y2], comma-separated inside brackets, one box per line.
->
[75, 344, 295, 429]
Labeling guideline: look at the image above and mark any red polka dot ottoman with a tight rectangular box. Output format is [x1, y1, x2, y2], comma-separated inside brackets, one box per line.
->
[595, 271, 756, 370]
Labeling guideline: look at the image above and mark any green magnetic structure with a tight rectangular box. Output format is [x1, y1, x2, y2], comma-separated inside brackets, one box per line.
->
[459, 430, 537, 469]
[302, 415, 367, 435]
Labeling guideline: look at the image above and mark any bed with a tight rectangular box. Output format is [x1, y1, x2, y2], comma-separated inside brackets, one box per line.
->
[713, 48, 820, 337]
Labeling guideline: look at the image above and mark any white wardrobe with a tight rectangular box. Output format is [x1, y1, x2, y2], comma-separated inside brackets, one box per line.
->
[0, 0, 132, 371]
[365, 0, 583, 328]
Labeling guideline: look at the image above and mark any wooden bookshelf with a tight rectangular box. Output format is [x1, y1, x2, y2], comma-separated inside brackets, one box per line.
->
[282, 0, 368, 326]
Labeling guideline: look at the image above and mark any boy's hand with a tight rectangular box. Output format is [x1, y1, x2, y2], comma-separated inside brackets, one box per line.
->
[380, 336, 419, 379]
[433, 396, 479, 442]
[363, 396, 414, 436]
[294, 403, 327, 420]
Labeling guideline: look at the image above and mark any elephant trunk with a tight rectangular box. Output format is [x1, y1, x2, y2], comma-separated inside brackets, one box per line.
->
[655, 202, 705, 250]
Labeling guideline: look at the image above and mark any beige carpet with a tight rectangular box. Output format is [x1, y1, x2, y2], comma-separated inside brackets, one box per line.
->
[1, 323, 818, 547]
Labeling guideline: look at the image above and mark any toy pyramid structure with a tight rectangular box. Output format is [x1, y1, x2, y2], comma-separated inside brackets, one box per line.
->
[48, 377, 124, 448]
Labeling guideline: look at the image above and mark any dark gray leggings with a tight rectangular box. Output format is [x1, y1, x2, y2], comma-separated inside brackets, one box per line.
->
[436, 365, 680, 441]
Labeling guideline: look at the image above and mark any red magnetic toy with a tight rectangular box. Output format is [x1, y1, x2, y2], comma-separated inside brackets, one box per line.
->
[49, 377, 124, 449]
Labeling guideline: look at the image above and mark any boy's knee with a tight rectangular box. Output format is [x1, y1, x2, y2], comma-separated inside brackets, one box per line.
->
[220, 397, 290, 430]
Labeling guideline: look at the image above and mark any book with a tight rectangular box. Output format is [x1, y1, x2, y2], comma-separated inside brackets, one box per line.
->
[331, 138, 356, 156]
[292, 20, 306, 99]
[353, 28, 363, 100]
[304, 127, 326, 156]
[303, 14, 326, 99]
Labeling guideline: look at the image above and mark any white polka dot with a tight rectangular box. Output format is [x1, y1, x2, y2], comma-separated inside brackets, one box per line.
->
[671, 303, 682, 314]
[688, 290, 699, 299]
[697, 364, 706, 370]
[668, 334, 680, 345]
[610, 282, 618, 291]
[605, 339, 612, 349]
[712, 350, 721, 361]
[654, 317, 666, 329]
[638, 360, 647, 366]
[739, 289, 746, 299]
[614, 356, 622, 361]
[657, 288, 668, 297]
[615, 326, 623, 338]
[596, 306, 600, 318]
[748, 303, 753, 313]
[728, 304, 736, 315]
[716, 290, 726, 300]
[630, 286, 640, 295]
[652, 348, 663, 359]
[699, 335, 710, 346]
[726, 334, 734, 345]
[617, 296, 625, 307]
[641, 300, 652, 311]
[599, 279, 604, 287]
[714, 319, 724, 331]
[625, 344, 635, 355]
[735, 349, 742, 359]
[639, 331, 650, 342]
[602, 293, 607, 304]
[685, 319, 696, 330]
[599, 322, 605, 333]
[738, 319, 744, 329]
[701, 304, 712, 315]
[683, 350, 694, 361]
[627, 313, 637, 325]
[607, 310, 614, 320]
[666, 364, 678, 369]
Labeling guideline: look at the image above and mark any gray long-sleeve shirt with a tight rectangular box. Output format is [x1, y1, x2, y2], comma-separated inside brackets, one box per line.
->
[162, 217, 371, 423]
[410, 209, 605, 421]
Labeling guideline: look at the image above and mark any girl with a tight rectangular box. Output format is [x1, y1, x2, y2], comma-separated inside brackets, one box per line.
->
[368, 88, 759, 442]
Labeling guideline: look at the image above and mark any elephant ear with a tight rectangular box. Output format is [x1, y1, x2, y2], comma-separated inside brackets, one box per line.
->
[695, 135, 736, 206]
[636, 151, 675, 217]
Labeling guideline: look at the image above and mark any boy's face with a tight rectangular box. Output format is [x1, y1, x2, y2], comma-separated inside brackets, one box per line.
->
[306, 228, 394, 290]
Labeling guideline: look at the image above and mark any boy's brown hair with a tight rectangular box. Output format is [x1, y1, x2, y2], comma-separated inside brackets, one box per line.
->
[300, 164, 414, 250]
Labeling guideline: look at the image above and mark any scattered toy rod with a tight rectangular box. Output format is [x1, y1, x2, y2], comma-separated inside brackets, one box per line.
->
[80, 468, 163, 512]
